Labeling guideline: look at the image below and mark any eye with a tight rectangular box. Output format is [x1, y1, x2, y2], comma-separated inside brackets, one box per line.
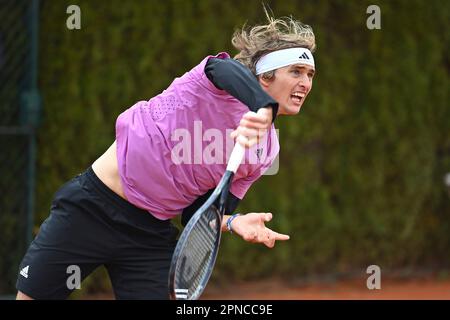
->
[291, 69, 300, 76]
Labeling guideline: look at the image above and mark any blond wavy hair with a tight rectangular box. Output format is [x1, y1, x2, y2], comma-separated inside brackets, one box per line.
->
[232, 12, 316, 79]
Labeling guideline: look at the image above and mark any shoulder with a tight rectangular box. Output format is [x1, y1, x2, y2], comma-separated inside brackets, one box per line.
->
[184, 52, 234, 95]
[165, 53, 232, 93]
[194, 52, 231, 73]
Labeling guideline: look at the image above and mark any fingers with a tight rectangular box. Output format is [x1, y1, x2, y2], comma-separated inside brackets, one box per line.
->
[263, 231, 275, 248]
[234, 134, 259, 149]
[230, 110, 272, 149]
[238, 212, 290, 247]
[263, 212, 272, 222]
[241, 112, 271, 129]
[242, 230, 258, 242]
[242, 229, 268, 244]
[273, 231, 290, 241]
[234, 126, 267, 139]
[230, 127, 267, 148]
[242, 230, 289, 247]
[251, 108, 273, 125]
[262, 231, 290, 248]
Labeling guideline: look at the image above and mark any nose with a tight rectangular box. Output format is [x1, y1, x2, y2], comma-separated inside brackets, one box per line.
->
[297, 75, 311, 92]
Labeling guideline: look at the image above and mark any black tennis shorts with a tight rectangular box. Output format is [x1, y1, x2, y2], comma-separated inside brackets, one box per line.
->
[16, 167, 179, 300]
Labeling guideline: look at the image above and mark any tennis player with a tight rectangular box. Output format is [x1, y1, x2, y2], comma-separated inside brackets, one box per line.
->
[16, 14, 316, 299]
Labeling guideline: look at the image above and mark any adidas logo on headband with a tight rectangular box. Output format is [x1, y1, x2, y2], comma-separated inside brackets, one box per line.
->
[299, 52, 310, 60]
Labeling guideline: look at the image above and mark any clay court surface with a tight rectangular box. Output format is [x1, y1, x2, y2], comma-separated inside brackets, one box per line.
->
[201, 277, 450, 300]
[83, 276, 450, 300]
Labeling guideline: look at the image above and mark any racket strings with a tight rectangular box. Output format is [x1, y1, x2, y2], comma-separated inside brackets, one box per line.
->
[174, 207, 220, 299]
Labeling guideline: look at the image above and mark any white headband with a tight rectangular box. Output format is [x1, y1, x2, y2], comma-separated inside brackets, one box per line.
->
[255, 47, 315, 75]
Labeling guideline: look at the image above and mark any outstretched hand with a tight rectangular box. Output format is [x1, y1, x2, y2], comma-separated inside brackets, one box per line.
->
[229, 212, 290, 248]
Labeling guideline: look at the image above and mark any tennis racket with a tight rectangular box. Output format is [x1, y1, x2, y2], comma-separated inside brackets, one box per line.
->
[168, 141, 246, 300]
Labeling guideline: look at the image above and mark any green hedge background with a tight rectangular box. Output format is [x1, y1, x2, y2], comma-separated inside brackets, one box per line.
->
[32, 0, 450, 294]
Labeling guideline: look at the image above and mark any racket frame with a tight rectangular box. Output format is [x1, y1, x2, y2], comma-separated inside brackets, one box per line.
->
[168, 171, 233, 300]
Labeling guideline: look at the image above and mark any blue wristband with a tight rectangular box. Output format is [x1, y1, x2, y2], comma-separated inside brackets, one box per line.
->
[226, 213, 241, 234]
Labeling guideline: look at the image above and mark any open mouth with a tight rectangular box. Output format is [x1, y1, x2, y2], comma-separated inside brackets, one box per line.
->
[291, 92, 305, 104]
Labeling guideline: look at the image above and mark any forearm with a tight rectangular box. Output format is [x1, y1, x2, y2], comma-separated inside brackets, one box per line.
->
[182, 191, 241, 227]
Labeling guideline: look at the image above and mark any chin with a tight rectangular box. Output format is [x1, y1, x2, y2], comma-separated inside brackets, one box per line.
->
[287, 105, 302, 115]
[278, 103, 303, 115]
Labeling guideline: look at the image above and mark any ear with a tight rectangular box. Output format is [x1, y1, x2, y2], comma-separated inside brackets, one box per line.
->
[258, 75, 272, 89]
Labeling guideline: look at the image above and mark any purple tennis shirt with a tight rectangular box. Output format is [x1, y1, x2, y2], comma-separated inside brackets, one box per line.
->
[116, 52, 280, 220]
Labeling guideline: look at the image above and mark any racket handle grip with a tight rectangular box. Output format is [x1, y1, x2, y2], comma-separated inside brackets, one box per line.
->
[226, 142, 245, 173]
